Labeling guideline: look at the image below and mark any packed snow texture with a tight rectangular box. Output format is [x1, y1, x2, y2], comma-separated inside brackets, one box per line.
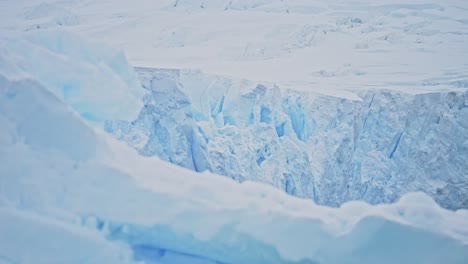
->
[1, 46, 468, 263]
[0, 208, 137, 264]
[2, 0, 467, 96]
[106, 68, 468, 209]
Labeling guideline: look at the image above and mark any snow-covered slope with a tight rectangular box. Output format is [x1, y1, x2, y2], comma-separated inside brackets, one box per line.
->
[0, 208, 137, 264]
[1, 33, 468, 263]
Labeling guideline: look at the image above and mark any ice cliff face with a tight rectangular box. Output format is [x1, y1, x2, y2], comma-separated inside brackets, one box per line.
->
[106, 68, 468, 210]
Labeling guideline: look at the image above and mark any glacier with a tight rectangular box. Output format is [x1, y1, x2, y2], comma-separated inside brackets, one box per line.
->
[1, 0, 468, 263]
[106, 67, 468, 209]
[1, 53, 468, 263]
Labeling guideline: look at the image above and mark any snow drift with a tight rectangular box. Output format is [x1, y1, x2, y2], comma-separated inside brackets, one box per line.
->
[1, 31, 468, 264]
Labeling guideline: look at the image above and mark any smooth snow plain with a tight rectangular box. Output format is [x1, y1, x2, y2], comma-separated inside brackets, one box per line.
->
[2, 0, 468, 96]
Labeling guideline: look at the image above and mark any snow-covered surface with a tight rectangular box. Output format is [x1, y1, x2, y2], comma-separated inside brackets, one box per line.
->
[2, 0, 468, 97]
[0, 208, 137, 264]
[1, 53, 468, 263]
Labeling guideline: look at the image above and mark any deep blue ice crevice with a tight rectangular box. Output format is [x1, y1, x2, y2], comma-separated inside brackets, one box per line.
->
[387, 131, 404, 159]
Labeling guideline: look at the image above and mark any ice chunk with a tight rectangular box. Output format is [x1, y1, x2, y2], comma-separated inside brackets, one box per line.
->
[0, 30, 143, 124]
[0, 74, 96, 161]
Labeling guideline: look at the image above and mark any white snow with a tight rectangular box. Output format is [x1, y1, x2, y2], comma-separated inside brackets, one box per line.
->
[1, 0, 467, 97]
[0, 208, 138, 264]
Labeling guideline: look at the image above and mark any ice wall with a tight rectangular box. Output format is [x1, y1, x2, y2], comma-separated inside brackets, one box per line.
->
[106, 68, 468, 209]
